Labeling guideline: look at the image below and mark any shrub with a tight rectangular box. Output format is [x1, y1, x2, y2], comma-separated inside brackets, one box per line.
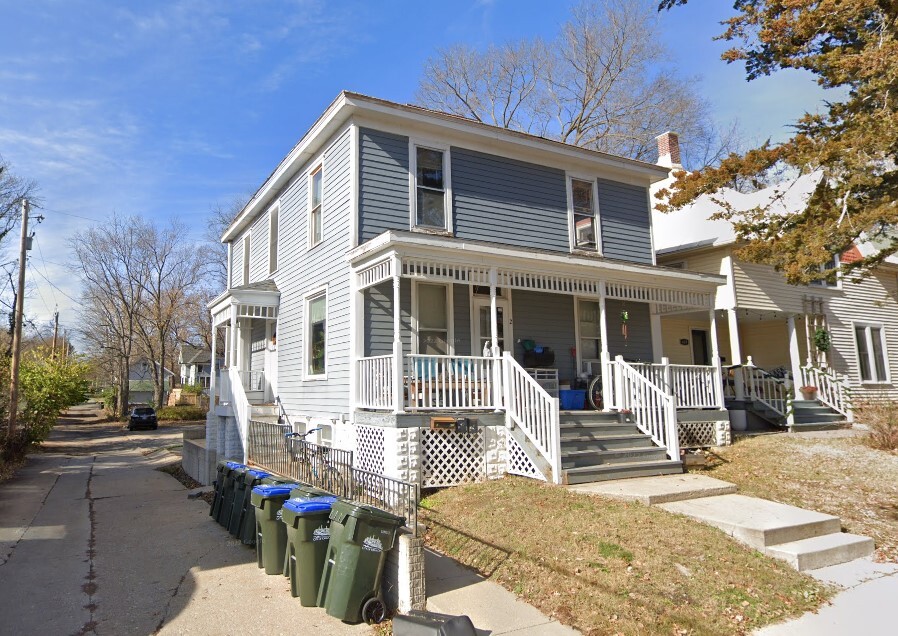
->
[857, 401, 898, 451]
[180, 383, 205, 395]
[156, 405, 206, 421]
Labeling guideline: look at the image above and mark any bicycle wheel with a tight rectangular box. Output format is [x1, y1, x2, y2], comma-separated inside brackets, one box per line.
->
[587, 375, 603, 410]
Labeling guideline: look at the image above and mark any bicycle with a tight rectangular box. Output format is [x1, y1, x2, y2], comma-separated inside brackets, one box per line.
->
[284, 428, 346, 495]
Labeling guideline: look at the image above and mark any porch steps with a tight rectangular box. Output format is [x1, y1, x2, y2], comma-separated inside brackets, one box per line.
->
[789, 401, 847, 432]
[659, 494, 874, 571]
[558, 412, 682, 484]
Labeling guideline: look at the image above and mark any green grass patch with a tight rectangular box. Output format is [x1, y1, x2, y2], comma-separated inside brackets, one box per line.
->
[156, 406, 206, 421]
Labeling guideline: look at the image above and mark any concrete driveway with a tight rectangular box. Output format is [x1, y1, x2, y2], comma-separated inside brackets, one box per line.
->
[0, 403, 368, 635]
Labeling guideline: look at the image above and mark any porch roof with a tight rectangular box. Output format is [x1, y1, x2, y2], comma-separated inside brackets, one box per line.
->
[349, 231, 726, 313]
[208, 279, 280, 327]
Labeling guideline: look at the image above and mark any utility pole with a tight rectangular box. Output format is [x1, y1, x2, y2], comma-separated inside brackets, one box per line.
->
[8, 199, 29, 440]
[52, 310, 59, 357]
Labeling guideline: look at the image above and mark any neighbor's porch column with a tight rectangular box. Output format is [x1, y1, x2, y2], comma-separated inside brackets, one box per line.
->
[229, 305, 238, 369]
[489, 267, 502, 410]
[598, 281, 611, 411]
[392, 255, 404, 414]
[727, 307, 748, 431]
[787, 314, 804, 400]
[210, 314, 218, 403]
[708, 308, 725, 410]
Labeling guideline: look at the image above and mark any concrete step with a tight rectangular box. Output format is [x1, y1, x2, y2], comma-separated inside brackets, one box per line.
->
[559, 433, 655, 451]
[559, 411, 622, 425]
[560, 422, 641, 438]
[564, 459, 683, 484]
[764, 533, 875, 571]
[793, 411, 845, 424]
[568, 474, 738, 504]
[788, 421, 849, 433]
[658, 494, 842, 549]
[561, 446, 668, 468]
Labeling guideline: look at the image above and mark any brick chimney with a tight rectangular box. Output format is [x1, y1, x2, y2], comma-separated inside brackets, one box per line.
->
[655, 131, 682, 169]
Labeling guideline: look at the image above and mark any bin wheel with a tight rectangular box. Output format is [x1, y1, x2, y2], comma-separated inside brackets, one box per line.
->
[362, 597, 386, 624]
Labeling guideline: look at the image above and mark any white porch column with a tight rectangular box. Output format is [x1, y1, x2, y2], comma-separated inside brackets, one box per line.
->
[210, 317, 218, 404]
[709, 309, 725, 410]
[229, 305, 238, 369]
[598, 282, 611, 411]
[650, 308, 663, 363]
[392, 256, 404, 414]
[727, 308, 747, 430]
[787, 315, 804, 400]
[489, 267, 501, 411]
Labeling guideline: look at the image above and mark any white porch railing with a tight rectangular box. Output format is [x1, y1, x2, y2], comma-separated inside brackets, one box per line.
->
[800, 365, 853, 422]
[630, 361, 723, 409]
[502, 353, 562, 483]
[406, 354, 499, 410]
[228, 367, 252, 463]
[357, 355, 395, 410]
[612, 356, 679, 460]
[744, 363, 790, 417]
[239, 370, 264, 392]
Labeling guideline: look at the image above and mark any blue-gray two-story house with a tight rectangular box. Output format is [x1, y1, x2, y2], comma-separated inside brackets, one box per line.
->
[205, 92, 727, 488]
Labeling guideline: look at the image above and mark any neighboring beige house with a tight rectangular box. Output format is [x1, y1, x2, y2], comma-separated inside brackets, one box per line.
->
[651, 138, 898, 429]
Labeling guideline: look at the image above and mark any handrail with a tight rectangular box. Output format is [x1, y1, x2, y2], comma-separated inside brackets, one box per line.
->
[502, 352, 561, 483]
[743, 362, 790, 417]
[629, 361, 722, 409]
[801, 365, 853, 422]
[613, 356, 679, 460]
[238, 369, 264, 392]
[228, 367, 252, 463]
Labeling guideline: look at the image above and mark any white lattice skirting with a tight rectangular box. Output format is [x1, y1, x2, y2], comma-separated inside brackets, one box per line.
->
[356, 425, 386, 474]
[506, 432, 546, 481]
[678, 420, 730, 448]
[421, 428, 486, 488]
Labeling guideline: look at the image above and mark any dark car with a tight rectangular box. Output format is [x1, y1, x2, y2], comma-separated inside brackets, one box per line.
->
[128, 406, 158, 431]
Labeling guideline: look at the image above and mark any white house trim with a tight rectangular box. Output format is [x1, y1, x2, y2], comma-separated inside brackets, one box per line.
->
[410, 279, 455, 356]
[408, 138, 453, 235]
[851, 320, 891, 384]
[565, 173, 604, 257]
[303, 285, 329, 381]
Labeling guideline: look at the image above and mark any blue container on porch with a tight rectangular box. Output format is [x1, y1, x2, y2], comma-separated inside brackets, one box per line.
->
[559, 389, 586, 410]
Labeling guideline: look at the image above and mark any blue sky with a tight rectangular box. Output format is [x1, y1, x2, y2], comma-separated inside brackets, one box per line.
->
[0, 0, 835, 337]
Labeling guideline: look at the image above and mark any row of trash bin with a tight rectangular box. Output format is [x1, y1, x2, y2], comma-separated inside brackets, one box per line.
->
[208, 460, 403, 625]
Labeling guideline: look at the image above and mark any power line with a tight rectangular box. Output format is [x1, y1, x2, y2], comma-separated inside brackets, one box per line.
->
[33, 236, 59, 308]
[30, 203, 103, 223]
[26, 261, 54, 316]
[29, 265, 80, 304]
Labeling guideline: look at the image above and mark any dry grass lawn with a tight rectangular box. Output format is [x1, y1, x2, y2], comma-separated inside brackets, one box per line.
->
[698, 431, 898, 562]
[421, 477, 830, 636]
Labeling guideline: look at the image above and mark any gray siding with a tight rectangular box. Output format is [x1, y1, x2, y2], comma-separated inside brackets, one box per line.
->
[359, 129, 409, 243]
[597, 178, 653, 264]
[605, 299, 653, 361]
[452, 148, 569, 251]
[273, 127, 353, 419]
[248, 210, 270, 283]
[511, 290, 576, 382]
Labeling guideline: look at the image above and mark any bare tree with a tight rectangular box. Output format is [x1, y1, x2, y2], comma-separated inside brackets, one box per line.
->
[205, 195, 248, 291]
[0, 156, 39, 247]
[417, 0, 739, 168]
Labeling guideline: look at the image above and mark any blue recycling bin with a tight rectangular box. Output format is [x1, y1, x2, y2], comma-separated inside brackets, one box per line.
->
[559, 389, 586, 410]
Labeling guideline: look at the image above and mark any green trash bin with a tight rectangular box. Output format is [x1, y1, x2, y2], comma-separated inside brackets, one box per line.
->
[217, 462, 246, 528]
[233, 468, 271, 542]
[281, 496, 338, 606]
[317, 500, 405, 624]
[210, 460, 228, 519]
[289, 484, 333, 499]
[251, 483, 299, 574]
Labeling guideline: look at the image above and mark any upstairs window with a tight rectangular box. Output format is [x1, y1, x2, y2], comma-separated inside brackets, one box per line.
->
[414, 146, 449, 230]
[808, 254, 841, 288]
[571, 178, 598, 251]
[855, 323, 889, 383]
[269, 206, 279, 274]
[242, 234, 250, 285]
[309, 166, 323, 248]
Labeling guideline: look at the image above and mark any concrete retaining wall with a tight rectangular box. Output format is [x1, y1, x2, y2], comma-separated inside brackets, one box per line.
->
[182, 434, 216, 485]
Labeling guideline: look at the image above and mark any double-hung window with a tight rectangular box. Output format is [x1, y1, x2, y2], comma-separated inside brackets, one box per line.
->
[571, 178, 598, 251]
[416, 283, 450, 355]
[414, 146, 448, 230]
[309, 166, 323, 248]
[854, 323, 889, 383]
[577, 299, 602, 374]
[306, 291, 327, 376]
[808, 254, 841, 288]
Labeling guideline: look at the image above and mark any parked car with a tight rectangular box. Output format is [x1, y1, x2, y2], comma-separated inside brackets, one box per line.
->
[128, 406, 158, 431]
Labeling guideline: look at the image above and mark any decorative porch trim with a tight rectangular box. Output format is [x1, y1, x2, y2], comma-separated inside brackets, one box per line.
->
[356, 256, 394, 290]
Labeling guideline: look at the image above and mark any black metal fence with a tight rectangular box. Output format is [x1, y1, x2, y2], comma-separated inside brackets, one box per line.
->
[247, 419, 419, 535]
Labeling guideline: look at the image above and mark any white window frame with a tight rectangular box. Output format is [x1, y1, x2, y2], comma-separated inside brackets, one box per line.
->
[808, 254, 842, 289]
[242, 233, 251, 285]
[409, 140, 452, 233]
[566, 175, 603, 255]
[304, 286, 328, 380]
[411, 280, 454, 355]
[268, 202, 279, 275]
[574, 297, 603, 376]
[308, 164, 324, 250]
[852, 321, 890, 384]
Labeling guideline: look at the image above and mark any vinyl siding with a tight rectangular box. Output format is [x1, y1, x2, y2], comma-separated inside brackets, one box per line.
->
[605, 299, 653, 362]
[597, 178, 653, 264]
[230, 235, 244, 287]
[732, 259, 807, 313]
[358, 128, 409, 243]
[452, 148, 569, 252]
[511, 290, 576, 382]
[272, 126, 354, 419]
[248, 210, 270, 283]
[660, 316, 734, 366]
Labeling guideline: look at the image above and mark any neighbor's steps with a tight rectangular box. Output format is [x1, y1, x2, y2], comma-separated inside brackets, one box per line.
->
[789, 400, 847, 431]
[558, 411, 682, 484]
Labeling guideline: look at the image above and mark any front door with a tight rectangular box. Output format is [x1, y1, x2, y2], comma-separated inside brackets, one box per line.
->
[691, 329, 709, 365]
[472, 297, 512, 356]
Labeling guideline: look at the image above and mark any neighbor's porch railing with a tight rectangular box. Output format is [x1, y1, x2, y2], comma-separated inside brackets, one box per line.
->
[502, 352, 562, 483]
[612, 356, 679, 460]
[630, 360, 723, 409]
[405, 354, 500, 410]
[743, 361, 790, 417]
[239, 369, 265, 392]
[246, 419, 419, 534]
[800, 364, 853, 422]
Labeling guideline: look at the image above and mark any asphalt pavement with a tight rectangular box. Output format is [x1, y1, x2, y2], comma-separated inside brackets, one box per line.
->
[0, 403, 367, 635]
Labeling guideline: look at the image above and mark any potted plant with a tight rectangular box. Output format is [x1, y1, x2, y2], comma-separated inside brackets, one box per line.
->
[799, 385, 818, 400]
[618, 408, 633, 423]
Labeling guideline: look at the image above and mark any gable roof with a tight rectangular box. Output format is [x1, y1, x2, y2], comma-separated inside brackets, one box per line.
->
[180, 345, 213, 365]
